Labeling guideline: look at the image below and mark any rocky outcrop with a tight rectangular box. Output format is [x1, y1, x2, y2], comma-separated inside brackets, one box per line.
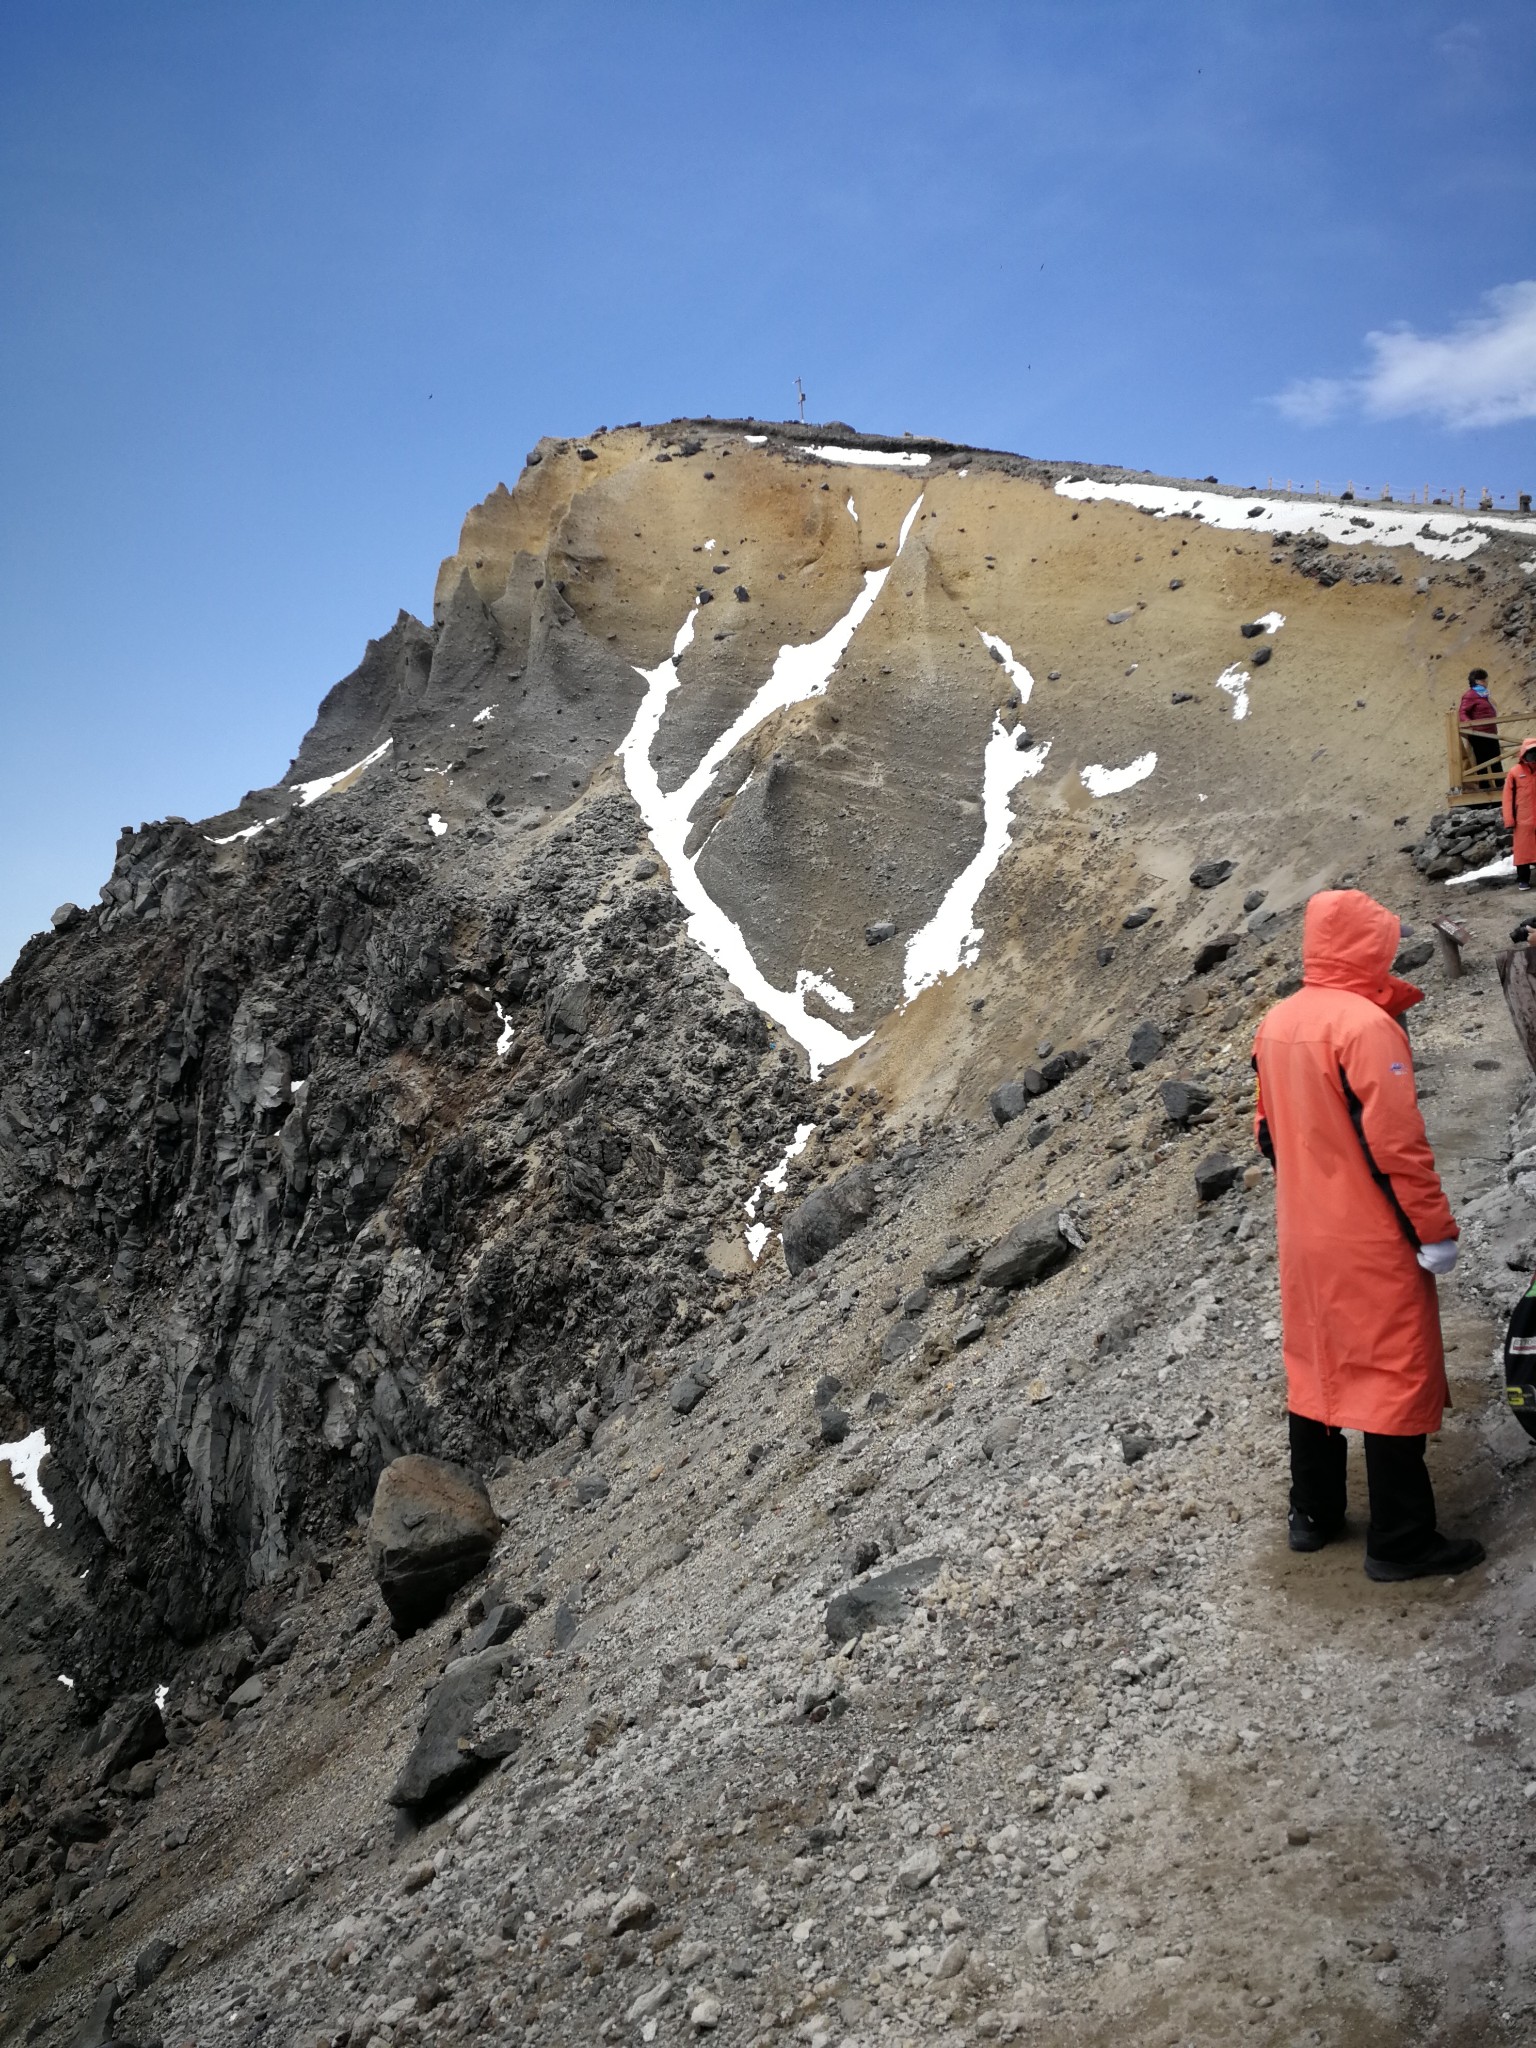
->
[0, 775, 814, 1670]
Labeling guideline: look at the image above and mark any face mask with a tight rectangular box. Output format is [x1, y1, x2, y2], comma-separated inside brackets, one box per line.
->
[1473, 684, 1488, 695]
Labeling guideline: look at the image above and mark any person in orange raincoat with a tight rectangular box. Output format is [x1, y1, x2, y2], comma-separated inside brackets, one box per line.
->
[1502, 735, 1536, 890]
[1252, 889, 1485, 1581]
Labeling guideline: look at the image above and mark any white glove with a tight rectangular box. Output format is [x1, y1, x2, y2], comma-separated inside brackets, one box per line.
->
[1417, 1240, 1458, 1275]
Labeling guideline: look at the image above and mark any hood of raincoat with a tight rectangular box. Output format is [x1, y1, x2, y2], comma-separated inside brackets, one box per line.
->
[1301, 889, 1421, 1017]
[1519, 734, 1536, 764]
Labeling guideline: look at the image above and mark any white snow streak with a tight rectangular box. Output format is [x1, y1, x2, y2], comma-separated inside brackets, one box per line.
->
[155, 1683, 169, 1712]
[472, 704, 497, 725]
[977, 630, 1036, 703]
[1254, 610, 1286, 634]
[618, 498, 925, 1075]
[744, 434, 767, 444]
[1054, 476, 1536, 561]
[494, 1003, 515, 1056]
[794, 968, 855, 1015]
[903, 722, 1051, 1000]
[1215, 663, 1251, 720]
[205, 817, 278, 846]
[805, 445, 931, 469]
[846, 495, 858, 522]
[744, 1122, 816, 1261]
[289, 737, 394, 808]
[0, 1430, 55, 1527]
[427, 813, 448, 838]
[704, 539, 716, 552]
[1080, 752, 1157, 797]
[58, 1674, 74, 1690]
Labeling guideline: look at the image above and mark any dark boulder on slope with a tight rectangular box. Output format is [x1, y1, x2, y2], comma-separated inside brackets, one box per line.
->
[367, 1455, 499, 1635]
[781, 1164, 878, 1276]
[977, 1211, 1076, 1290]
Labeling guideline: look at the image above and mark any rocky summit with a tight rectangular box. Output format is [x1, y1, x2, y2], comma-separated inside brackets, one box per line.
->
[5, 420, 1536, 2046]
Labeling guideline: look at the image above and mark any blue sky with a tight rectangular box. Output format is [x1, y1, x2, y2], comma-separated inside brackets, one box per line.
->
[3, 1, 1535, 971]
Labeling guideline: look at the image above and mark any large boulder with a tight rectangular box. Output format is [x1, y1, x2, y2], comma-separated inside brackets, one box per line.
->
[86, 1693, 167, 1788]
[781, 1163, 877, 1277]
[367, 1454, 499, 1635]
[977, 1210, 1076, 1290]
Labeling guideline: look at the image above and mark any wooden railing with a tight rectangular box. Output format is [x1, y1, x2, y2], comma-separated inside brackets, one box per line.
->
[1447, 710, 1528, 806]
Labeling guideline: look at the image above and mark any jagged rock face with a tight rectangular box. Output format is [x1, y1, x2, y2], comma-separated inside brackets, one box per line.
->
[0, 772, 813, 1662]
[4, 417, 1535, 1673]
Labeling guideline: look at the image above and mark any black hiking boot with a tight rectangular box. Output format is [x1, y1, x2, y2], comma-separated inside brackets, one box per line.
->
[1364, 1535, 1486, 1582]
[1288, 1509, 1344, 1553]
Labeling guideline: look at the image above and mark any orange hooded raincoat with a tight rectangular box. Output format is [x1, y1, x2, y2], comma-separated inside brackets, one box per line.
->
[1252, 890, 1456, 1436]
[1502, 738, 1536, 867]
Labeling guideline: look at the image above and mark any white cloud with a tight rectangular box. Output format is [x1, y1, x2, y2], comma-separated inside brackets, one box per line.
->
[1274, 282, 1536, 430]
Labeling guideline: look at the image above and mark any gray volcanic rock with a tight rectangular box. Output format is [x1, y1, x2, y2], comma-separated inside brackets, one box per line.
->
[1190, 859, 1236, 890]
[977, 1211, 1075, 1289]
[389, 1646, 518, 1808]
[781, 1164, 877, 1276]
[1128, 1020, 1165, 1069]
[86, 1693, 166, 1786]
[1194, 1150, 1241, 1201]
[989, 1079, 1028, 1125]
[824, 1556, 941, 1643]
[367, 1455, 500, 1634]
[1160, 1077, 1215, 1125]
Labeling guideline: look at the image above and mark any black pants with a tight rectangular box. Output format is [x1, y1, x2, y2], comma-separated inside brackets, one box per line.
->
[1288, 1412, 1438, 1563]
[1467, 730, 1502, 788]
[1519, 864, 1532, 887]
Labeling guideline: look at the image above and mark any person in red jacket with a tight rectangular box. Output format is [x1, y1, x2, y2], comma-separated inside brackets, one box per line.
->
[1253, 889, 1484, 1580]
[1457, 668, 1501, 791]
[1503, 735, 1536, 889]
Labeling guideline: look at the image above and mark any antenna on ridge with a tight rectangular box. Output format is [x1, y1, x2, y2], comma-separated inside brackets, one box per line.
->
[794, 376, 806, 423]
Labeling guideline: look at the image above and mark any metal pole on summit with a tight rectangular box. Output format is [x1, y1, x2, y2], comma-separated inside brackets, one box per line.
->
[794, 377, 806, 423]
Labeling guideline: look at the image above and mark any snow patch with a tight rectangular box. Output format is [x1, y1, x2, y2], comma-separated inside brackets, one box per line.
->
[155, 1683, 169, 1712]
[744, 1122, 816, 1260]
[472, 704, 497, 725]
[1053, 476, 1536, 561]
[794, 969, 855, 1016]
[1254, 610, 1286, 634]
[977, 630, 1036, 704]
[58, 1674, 74, 1691]
[704, 538, 716, 551]
[744, 434, 767, 444]
[0, 1430, 55, 1527]
[290, 737, 394, 808]
[427, 813, 448, 838]
[494, 1003, 515, 1057]
[1446, 853, 1516, 886]
[805, 444, 931, 469]
[618, 498, 925, 1075]
[846, 495, 858, 522]
[1080, 752, 1157, 797]
[1215, 664, 1251, 720]
[205, 817, 278, 846]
